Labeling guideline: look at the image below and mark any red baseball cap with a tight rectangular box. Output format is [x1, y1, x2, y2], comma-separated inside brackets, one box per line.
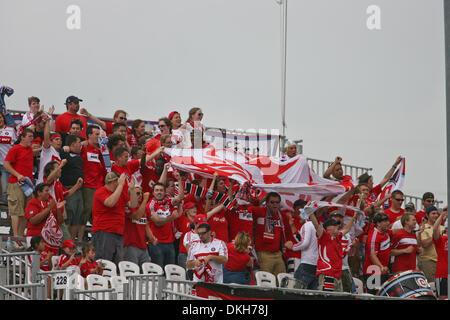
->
[63, 240, 76, 248]
[193, 214, 208, 224]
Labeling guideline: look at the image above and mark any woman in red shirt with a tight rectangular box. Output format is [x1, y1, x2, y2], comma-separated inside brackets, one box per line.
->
[25, 183, 65, 254]
[223, 232, 254, 285]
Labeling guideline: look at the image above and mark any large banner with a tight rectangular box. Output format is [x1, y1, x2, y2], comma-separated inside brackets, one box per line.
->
[165, 148, 354, 210]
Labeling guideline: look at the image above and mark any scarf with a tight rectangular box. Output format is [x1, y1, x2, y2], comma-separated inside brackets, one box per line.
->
[0, 86, 16, 126]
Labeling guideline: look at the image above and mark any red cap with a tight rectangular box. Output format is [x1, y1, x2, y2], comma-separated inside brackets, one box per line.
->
[50, 133, 62, 141]
[168, 111, 180, 120]
[63, 239, 76, 248]
[184, 202, 196, 210]
[193, 214, 207, 224]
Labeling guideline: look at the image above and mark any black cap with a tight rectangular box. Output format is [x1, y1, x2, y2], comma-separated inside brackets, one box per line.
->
[426, 206, 438, 215]
[323, 219, 339, 229]
[65, 96, 83, 104]
[358, 172, 372, 184]
[422, 192, 434, 201]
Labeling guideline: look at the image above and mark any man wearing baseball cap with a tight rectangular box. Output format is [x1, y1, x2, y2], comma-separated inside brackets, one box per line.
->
[55, 95, 88, 138]
[415, 192, 435, 225]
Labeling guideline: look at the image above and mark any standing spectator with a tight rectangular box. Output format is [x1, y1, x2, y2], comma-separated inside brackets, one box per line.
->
[250, 192, 291, 279]
[186, 222, 228, 283]
[91, 172, 138, 264]
[323, 156, 352, 183]
[415, 192, 435, 225]
[147, 178, 184, 268]
[223, 232, 255, 285]
[107, 134, 127, 163]
[384, 190, 405, 227]
[4, 128, 35, 236]
[363, 212, 393, 294]
[391, 203, 417, 230]
[328, 210, 356, 293]
[432, 207, 448, 300]
[54, 96, 88, 138]
[24, 183, 65, 255]
[357, 156, 403, 205]
[285, 209, 321, 290]
[176, 207, 203, 271]
[80, 108, 131, 137]
[123, 186, 154, 268]
[283, 199, 306, 274]
[37, 116, 62, 184]
[60, 118, 85, 147]
[168, 111, 189, 148]
[80, 125, 107, 240]
[152, 117, 172, 142]
[60, 134, 85, 241]
[185, 107, 205, 132]
[21, 96, 41, 127]
[308, 209, 359, 292]
[390, 212, 418, 273]
[0, 112, 17, 204]
[417, 205, 444, 284]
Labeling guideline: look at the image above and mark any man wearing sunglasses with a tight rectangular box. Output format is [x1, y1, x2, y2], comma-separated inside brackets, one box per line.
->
[186, 222, 228, 283]
[384, 190, 405, 228]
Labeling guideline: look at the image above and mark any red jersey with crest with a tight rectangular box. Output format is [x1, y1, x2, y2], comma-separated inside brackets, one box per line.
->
[123, 206, 149, 249]
[225, 205, 254, 242]
[316, 231, 344, 279]
[147, 198, 177, 243]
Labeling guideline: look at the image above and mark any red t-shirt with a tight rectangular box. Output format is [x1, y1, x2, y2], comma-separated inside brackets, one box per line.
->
[123, 206, 149, 249]
[384, 208, 405, 225]
[81, 143, 107, 189]
[55, 112, 88, 138]
[208, 208, 229, 243]
[250, 207, 288, 253]
[141, 161, 161, 194]
[391, 229, 418, 273]
[224, 243, 251, 272]
[225, 205, 254, 242]
[364, 228, 392, 274]
[175, 215, 193, 254]
[433, 235, 448, 279]
[316, 231, 344, 279]
[147, 198, 177, 243]
[111, 159, 140, 193]
[5, 144, 34, 183]
[57, 254, 81, 269]
[415, 210, 426, 225]
[91, 186, 130, 235]
[24, 197, 58, 237]
[80, 259, 100, 278]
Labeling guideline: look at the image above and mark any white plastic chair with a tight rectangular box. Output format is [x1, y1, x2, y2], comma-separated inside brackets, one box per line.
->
[110, 275, 128, 300]
[118, 261, 140, 277]
[353, 277, 364, 294]
[96, 259, 117, 279]
[277, 272, 293, 288]
[86, 274, 110, 300]
[66, 273, 86, 300]
[164, 264, 186, 281]
[255, 271, 276, 288]
[142, 262, 164, 276]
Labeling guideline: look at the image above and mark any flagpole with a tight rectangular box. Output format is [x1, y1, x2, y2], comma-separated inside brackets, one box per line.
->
[443, 0, 450, 299]
[278, 0, 288, 139]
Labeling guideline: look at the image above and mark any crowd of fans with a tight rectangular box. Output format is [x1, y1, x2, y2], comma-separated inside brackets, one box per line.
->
[1, 95, 447, 299]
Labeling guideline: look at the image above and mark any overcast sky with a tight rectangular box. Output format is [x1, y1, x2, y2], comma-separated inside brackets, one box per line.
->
[1, 0, 447, 205]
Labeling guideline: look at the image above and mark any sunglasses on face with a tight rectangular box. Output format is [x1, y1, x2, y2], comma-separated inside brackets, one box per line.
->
[393, 198, 404, 202]
[198, 231, 209, 236]
[119, 116, 127, 121]
[158, 124, 166, 128]
[269, 200, 280, 204]
[136, 192, 143, 195]
[425, 199, 434, 203]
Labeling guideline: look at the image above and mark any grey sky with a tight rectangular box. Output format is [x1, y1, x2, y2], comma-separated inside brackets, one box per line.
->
[1, 0, 447, 204]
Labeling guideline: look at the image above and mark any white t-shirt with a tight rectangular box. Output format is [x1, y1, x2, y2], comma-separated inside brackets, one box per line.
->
[183, 230, 200, 252]
[0, 126, 17, 164]
[292, 221, 319, 266]
[37, 145, 61, 184]
[187, 238, 228, 283]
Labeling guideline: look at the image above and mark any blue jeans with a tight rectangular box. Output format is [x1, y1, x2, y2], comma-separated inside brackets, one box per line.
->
[148, 242, 175, 268]
[0, 165, 10, 203]
[223, 267, 251, 285]
[293, 263, 318, 290]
